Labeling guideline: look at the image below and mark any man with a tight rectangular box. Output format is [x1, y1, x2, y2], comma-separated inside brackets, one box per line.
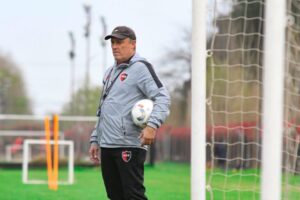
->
[89, 26, 170, 200]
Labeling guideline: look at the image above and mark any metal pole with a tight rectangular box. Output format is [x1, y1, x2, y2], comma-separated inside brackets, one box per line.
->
[83, 3, 91, 89]
[68, 31, 76, 114]
[85, 32, 90, 88]
[261, 0, 286, 199]
[100, 16, 107, 73]
[191, 0, 206, 199]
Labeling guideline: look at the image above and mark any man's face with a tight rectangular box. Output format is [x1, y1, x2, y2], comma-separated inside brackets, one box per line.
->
[111, 38, 136, 64]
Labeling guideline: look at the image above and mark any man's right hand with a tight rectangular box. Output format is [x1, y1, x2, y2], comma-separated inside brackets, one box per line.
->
[89, 143, 100, 164]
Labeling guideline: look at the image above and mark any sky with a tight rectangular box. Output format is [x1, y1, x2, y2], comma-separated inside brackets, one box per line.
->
[0, 0, 192, 115]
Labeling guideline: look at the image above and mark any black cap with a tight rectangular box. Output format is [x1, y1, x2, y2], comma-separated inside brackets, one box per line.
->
[105, 26, 136, 40]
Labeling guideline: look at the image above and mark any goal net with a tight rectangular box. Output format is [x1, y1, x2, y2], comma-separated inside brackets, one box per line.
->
[0, 115, 97, 186]
[283, 0, 300, 199]
[206, 0, 300, 199]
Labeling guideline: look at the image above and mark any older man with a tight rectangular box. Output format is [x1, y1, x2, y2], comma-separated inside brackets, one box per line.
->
[89, 26, 170, 200]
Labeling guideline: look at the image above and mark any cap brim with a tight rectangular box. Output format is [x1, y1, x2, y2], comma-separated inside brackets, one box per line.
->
[104, 34, 127, 40]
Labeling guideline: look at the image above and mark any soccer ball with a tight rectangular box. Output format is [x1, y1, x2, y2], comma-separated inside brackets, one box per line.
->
[131, 99, 154, 128]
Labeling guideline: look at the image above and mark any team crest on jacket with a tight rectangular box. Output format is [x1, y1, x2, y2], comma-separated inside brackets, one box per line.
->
[122, 150, 132, 162]
[120, 73, 128, 81]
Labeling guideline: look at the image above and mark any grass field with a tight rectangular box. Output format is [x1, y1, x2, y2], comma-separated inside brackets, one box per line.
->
[0, 163, 190, 200]
[1, 163, 300, 200]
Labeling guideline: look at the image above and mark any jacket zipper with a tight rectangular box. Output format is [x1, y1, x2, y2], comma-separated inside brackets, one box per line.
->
[121, 118, 126, 135]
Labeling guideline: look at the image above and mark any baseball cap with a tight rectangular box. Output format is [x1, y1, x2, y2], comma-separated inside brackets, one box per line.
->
[105, 26, 136, 40]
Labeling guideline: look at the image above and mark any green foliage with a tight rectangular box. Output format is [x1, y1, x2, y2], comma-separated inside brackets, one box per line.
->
[61, 86, 102, 116]
[0, 54, 32, 114]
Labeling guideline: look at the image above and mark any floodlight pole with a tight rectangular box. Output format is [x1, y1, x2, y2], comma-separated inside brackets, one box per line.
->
[83, 2, 91, 89]
[100, 16, 107, 74]
[191, 0, 206, 200]
[68, 31, 76, 114]
[261, 0, 286, 199]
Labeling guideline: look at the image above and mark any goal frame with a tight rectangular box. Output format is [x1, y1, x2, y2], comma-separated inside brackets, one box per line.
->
[261, 0, 286, 199]
[22, 139, 74, 185]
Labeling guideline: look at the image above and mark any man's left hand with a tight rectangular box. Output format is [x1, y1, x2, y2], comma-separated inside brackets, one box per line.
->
[139, 126, 157, 145]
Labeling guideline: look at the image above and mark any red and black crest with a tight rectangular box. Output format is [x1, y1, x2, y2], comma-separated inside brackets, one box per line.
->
[120, 73, 128, 81]
[122, 150, 132, 162]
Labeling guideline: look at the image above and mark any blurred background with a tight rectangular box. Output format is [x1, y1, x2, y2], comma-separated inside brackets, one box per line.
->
[0, 0, 193, 164]
[0, 1, 195, 199]
[1, 0, 300, 199]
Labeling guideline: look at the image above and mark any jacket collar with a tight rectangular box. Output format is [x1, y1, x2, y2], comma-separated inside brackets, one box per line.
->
[115, 54, 134, 68]
[113, 53, 145, 69]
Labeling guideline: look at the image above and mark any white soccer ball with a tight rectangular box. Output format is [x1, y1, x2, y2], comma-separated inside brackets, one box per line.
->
[131, 99, 154, 128]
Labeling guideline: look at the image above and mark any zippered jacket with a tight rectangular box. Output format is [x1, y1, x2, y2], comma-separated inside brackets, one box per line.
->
[90, 53, 171, 148]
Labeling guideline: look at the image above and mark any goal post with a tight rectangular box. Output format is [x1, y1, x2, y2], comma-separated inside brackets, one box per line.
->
[191, 0, 207, 200]
[22, 139, 74, 185]
[261, 0, 286, 199]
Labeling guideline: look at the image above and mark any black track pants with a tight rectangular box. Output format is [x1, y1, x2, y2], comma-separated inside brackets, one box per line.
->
[101, 147, 148, 200]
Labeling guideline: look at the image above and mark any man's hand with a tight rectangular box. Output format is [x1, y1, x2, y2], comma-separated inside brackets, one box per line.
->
[89, 143, 100, 164]
[139, 126, 157, 145]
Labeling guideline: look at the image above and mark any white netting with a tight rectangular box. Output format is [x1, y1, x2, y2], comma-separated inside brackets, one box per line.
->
[283, 0, 300, 199]
[207, 0, 263, 199]
[207, 0, 300, 199]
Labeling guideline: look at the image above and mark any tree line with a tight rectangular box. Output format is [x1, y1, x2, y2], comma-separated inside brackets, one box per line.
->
[0, 53, 32, 114]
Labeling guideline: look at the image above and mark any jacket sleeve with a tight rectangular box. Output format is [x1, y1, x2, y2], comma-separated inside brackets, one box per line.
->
[136, 62, 171, 129]
[89, 118, 100, 144]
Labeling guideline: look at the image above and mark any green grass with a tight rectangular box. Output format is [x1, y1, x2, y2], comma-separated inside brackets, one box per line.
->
[207, 168, 260, 200]
[206, 168, 300, 200]
[0, 163, 190, 200]
[1, 163, 300, 200]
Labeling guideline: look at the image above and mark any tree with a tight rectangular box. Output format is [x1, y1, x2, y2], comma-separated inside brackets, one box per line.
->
[157, 28, 191, 126]
[0, 53, 32, 114]
[61, 85, 102, 116]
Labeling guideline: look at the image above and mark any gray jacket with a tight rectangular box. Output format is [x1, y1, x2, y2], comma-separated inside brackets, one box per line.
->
[90, 53, 170, 148]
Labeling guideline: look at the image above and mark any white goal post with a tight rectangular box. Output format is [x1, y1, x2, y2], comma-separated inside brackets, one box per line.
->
[191, 0, 206, 200]
[22, 139, 74, 185]
[261, 0, 286, 199]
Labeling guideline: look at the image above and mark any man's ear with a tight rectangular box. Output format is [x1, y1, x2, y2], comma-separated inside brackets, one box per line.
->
[131, 40, 136, 50]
